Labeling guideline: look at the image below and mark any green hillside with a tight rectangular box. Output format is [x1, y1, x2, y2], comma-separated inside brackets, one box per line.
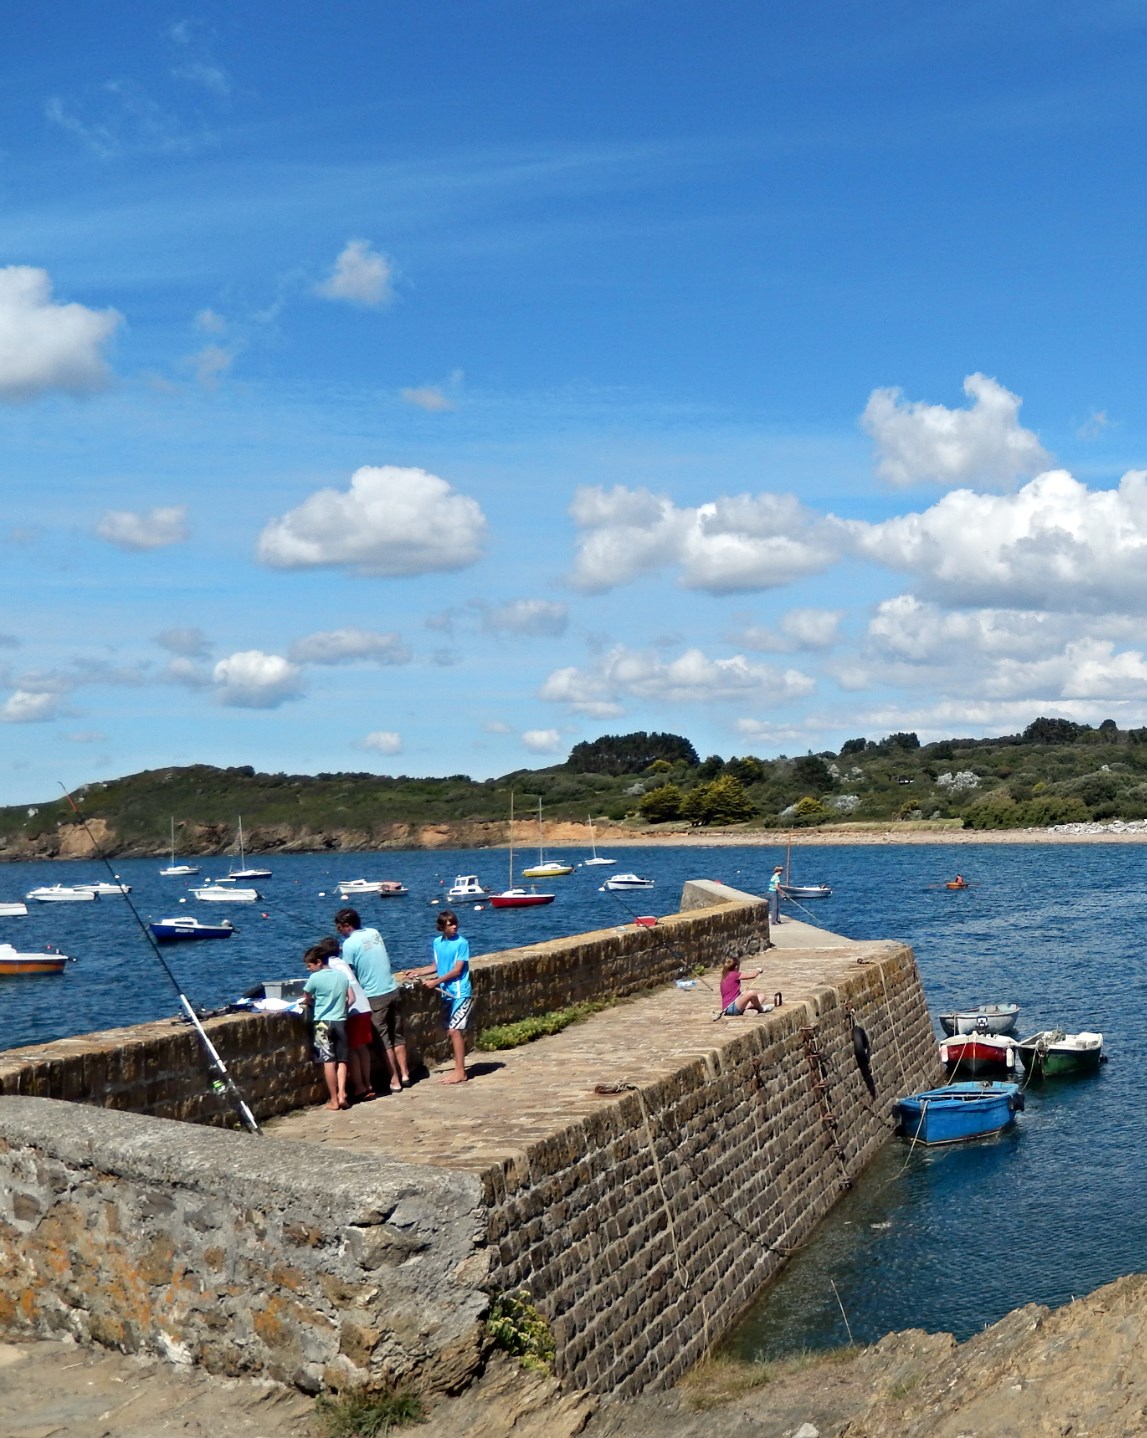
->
[2, 717, 1145, 856]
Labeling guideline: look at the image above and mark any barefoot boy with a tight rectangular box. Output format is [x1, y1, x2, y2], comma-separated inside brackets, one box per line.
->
[418, 908, 472, 1084]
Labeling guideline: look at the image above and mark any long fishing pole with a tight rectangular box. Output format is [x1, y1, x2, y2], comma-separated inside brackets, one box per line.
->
[58, 786, 261, 1136]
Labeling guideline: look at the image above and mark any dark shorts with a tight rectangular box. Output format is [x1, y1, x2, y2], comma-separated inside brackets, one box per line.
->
[312, 1019, 349, 1064]
[347, 1011, 373, 1047]
[368, 989, 405, 1051]
[442, 995, 473, 1032]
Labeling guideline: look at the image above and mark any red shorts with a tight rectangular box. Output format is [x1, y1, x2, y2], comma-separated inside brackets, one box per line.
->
[347, 1011, 373, 1047]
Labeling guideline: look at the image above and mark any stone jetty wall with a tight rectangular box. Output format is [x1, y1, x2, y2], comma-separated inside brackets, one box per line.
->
[0, 881, 768, 1124]
[483, 942, 936, 1396]
[0, 1096, 488, 1394]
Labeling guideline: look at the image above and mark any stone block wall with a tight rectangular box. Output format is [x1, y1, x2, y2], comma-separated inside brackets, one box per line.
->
[0, 1096, 490, 1394]
[482, 942, 939, 1395]
[0, 882, 768, 1125]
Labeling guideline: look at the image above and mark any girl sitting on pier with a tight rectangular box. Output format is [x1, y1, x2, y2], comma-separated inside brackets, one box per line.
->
[716, 956, 768, 1019]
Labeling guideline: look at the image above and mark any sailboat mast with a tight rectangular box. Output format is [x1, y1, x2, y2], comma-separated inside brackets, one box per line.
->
[508, 793, 515, 886]
[537, 795, 545, 864]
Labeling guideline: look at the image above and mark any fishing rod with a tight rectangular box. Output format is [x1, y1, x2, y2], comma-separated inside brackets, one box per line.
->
[58, 786, 261, 1136]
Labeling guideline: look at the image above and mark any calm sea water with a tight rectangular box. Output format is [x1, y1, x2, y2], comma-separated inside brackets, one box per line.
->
[0, 840, 1136, 1350]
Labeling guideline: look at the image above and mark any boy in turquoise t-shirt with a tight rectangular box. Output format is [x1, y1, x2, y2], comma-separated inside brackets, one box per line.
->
[413, 908, 473, 1085]
[302, 943, 351, 1110]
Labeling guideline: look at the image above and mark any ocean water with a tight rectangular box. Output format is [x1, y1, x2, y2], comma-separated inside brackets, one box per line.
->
[0, 839, 1136, 1351]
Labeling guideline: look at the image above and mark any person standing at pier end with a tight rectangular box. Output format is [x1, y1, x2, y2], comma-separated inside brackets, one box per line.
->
[334, 906, 411, 1093]
[302, 943, 351, 1110]
[768, 865, 784, 925]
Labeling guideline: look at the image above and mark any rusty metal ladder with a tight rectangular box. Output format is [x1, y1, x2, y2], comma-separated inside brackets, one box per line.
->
[800, 1024, 853, 1190]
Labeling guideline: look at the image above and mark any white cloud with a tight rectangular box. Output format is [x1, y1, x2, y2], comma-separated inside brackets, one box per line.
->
[257, 465, 487, 577]
[195, 308, 227, 334]
[188, 343, 235, 387]
[570, 485, 841, 594]
[1077, 409, 1109, 441]
[96, 505, 189, 551]
[315, 240, 394, 307]
[401, 386, 454, 412]
[541, 645, 815, 714]
[481, 599, 569, 638]
[483, 719, 512, 734]
[737, 607, 843, 653]
[522, 728, 562, 754]
[849, 468, 1147, 612]
[166, 657, 212, 689]
[0, 266, 122, 401]
[288, 628, 412, 666]
[1, 690, 61, 723]
[861, 373, 1050, 489]
[212, 651, 304, 708]
[362, 730, 403, 755]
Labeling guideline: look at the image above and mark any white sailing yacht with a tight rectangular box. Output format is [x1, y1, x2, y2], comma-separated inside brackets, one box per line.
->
[521, 797, 573, 878]
[160, 818, 200, 876]
[226, 816, 272, 880]
[581, 815, 616, 866]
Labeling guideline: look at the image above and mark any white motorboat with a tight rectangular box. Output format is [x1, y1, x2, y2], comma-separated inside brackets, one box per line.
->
[0, 902, 28, 917]
[601, 872, 655, 891]
[26, 885, 99, 903]
[160, 817, 200, 876]
[337, 879, 384, 895]
[582, 814, 616, 866]
[76, 879, 131, 895]
[226, 817, 272, 880]
[191, 884, 261, 903]
[446, 874, 490, 903]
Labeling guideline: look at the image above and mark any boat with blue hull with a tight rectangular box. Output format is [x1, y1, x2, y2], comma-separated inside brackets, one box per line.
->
[149, 916, 235, 942]
[893, 1080, 1024, 1145]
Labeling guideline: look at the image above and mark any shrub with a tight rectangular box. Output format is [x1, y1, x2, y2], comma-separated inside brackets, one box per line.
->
[315, 1387, 424, 1437]
[486, 1291, 555, 1371]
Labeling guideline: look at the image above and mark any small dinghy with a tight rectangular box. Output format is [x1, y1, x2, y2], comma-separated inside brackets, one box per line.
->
[0, 902, 28, 917]
[149, 916, 235, 943]
[0, 942, 69, 976]
[938, 1003, 1020, 1037]
[76, 879, 132, 895]
[939, 1032, 1020, 1075]
[893, 1080, 1023, 1145]
[1016, 1029, 1104, 1078]
[778, 882, 832, 899]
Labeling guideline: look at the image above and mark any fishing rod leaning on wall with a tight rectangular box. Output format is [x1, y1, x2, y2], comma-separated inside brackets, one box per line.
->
[59, 786, 262, 1136]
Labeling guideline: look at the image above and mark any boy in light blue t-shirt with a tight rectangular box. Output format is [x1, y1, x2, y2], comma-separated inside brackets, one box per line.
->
[411, 908, 472, 1085]
[302, 943, 351, 1110]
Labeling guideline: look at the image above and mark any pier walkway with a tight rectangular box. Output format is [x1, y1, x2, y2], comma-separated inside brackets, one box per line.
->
[265, 916, 895, 1167]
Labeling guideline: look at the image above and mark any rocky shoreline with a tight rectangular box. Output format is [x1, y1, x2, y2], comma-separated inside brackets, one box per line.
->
[4, 816, 1147, 862]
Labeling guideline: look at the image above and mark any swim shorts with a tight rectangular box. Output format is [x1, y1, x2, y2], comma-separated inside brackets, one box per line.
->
[442, 995, 474, 1031]
[312, 1019, 349, 1064]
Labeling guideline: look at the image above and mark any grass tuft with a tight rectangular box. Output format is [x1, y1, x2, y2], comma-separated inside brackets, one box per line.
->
[476, 999, 614, 1051]
[314, 1387, 425, 1437]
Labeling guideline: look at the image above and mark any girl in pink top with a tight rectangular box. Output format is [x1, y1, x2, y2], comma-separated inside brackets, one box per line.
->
[717, 957, 767, 1018]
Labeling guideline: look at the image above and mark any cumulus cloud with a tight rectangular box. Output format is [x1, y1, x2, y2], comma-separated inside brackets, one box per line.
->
[362, 730, 402, 755]
[1, 690, 62, 723]
[96, 505, 189, 551]
[0, 266, 122, 401]
[861, 373, 1050, 489]
[864, 595, 1067, 666]
[541, 645, 815, 715]
[522, 728, 562, 754]
[187, 343, 235, 388]
[570, 485, 841, 594]
[288, 628, 412, 666]
[257, 465, 487, 577]
[166, 657, 212, 688]
[849, 468, 1147, 612]
[212, 651, 304, 708]
[481, 599, 569, 638]
[315, 240, 394, 307]
[736, 608, 843, 653]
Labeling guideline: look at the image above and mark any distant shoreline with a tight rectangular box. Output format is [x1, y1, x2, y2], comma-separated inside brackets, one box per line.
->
[580, 825, 1147, 848]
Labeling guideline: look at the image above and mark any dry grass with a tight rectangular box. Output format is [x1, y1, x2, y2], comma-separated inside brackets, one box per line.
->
[680, 1347, 860, 1411]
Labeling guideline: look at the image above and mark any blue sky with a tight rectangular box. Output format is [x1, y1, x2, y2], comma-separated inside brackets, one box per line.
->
[3, 2, 1147, 804]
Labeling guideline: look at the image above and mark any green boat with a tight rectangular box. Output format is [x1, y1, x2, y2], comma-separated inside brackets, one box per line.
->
[1016, 1029, 1104, 1078]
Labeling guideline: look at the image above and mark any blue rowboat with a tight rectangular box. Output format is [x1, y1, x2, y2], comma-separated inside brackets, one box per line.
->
[149, 916, 235, 943]
[893, 1080, 1023, 1145]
